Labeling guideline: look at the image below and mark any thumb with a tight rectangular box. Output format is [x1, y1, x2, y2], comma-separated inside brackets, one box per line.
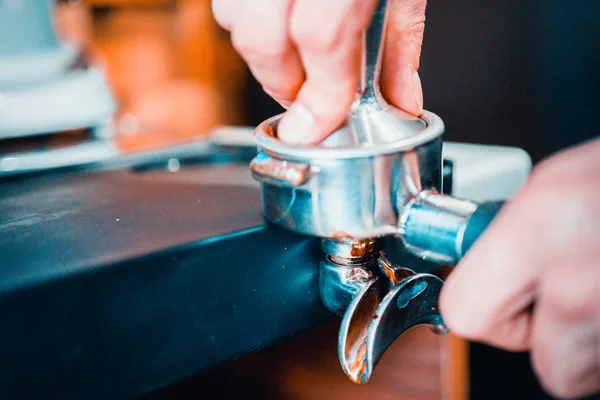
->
[380, 0, 427, 116]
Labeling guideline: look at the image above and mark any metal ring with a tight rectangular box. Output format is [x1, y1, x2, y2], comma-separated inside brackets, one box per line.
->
[254, 110, 444, 160]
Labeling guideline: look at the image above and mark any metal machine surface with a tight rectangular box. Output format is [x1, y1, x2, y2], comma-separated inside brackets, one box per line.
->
[250, 0, 532, 383]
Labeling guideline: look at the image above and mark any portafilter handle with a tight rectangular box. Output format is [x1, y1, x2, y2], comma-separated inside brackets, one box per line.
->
[400, 192, 507, 265]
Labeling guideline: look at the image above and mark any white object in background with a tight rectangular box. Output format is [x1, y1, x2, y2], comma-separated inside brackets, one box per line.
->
[0, 42, 118, 175]
[210, 126, 257, 147]
[0, 40, 116, 140]
[443, 142, 532, 201]
[0, 1, 119, 176]
[0, 141, 118, 174]
[0, 42, 78, 88]
[0, 65, 116, 139]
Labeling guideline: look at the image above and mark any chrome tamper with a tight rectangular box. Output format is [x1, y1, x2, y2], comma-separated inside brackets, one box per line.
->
[250, 0, 505, 384]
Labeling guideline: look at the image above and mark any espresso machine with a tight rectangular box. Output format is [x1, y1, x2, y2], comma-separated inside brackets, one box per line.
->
[249, 0, 530, 384]
[0, 0, 531, 398]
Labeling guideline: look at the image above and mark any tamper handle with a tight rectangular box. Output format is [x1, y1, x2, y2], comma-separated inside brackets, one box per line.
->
[357, 0, 390, 110]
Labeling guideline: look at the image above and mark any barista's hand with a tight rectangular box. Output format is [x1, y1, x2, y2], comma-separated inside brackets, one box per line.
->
[441, 138, 600, 399]
[213, 0, 426, 144]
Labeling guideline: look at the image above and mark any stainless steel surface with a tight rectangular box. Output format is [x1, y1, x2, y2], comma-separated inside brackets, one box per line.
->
[254, 110, 442, 159]
[401, 191, 479, 264]
[320, 238, 446, 384]
[0, 127, 117, 176]
[250, 0, 448, 242]
[320, 238, 384, 259]
[254, 135, 443, 239]
[359, 273, 446, 377]
[319, 255, 375, 316]
[250, 1, 487, 259]
[249, 152, 312, 187]
[345, 0, 426, 146]
[250, 0, 507, 385]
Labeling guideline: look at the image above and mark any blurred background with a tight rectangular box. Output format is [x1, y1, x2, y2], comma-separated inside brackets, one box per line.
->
[8, 0, 598, 160]
[53, 0, 247, 152]
[1, 0, 598, 399]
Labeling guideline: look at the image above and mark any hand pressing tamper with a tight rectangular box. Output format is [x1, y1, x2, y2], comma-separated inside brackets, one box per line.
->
[250, 0, 504, 384]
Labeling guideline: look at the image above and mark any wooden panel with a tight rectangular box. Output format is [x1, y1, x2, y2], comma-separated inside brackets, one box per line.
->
[153, 320, 468, 400]
[443, 335, 470, 400]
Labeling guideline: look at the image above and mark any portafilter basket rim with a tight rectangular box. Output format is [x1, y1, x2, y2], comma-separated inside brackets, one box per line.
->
[253, 109, 445, 160]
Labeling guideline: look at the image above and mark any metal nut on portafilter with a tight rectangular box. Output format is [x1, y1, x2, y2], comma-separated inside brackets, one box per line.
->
[250, 0, 506, 384]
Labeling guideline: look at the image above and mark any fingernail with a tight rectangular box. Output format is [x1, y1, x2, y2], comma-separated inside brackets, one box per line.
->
[277, 100, 292, 109]
[278, 102, 316, 144]
[262, 86, 292, 110]
[412, 70, 423, 114]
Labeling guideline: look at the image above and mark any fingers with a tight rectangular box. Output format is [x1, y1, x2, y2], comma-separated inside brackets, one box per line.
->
[216, 0, 428, 144]
[439, 156, 583, 348]
[381, 0, 427, 116]
[530, 259, 600, 399]
[229, 0, 304, 108]
[440, 138, 600, 398]
[212, 0, 237, 30]
[278, 0, 378, 144]
[439, 184, 545, 350]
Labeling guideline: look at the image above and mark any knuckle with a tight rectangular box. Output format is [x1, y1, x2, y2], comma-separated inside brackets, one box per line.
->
[311, 83, 355, 114]
[407, 21, 425, 47]
[211, 1, 232, 30]
[544, 273, 596, 321]
[526, 167, 573, 220]
[531, 350, 571, 399]
[533, 359, 594, 400]
[263, 84, 297, 102]
[439, 285, 487, 341]
[231, 26, 289, 60]
[446, 317, 484, 341]
[391, 0, 428, 16]
[527, 158, 600, 246]
[528, 159, 560, 192]
[290, 14, 340, 53]
[385, 20, 425, 68]
[406, 22, 425, 63]
[529, 148, 595, 193]
[539, 375, 579, 399]
[538, 360, 600, 400]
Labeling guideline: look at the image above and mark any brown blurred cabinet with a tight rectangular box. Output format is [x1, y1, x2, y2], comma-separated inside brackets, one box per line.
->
[149, 322, 469, 400]
[253, 323, 469, 400]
